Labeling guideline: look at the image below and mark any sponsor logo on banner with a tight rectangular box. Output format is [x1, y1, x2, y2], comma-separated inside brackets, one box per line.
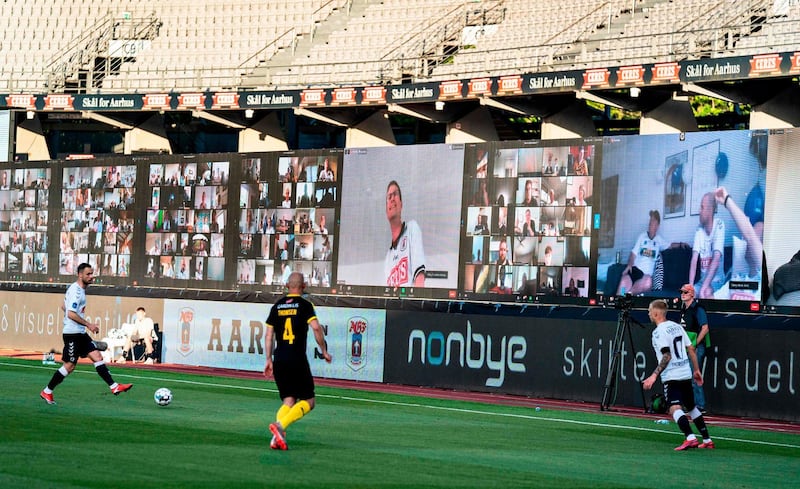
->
[5, 94, 36, 109]
[177, 93, 206, 109]
[582, 68, 610, 88]
[388, 85, 436, 102]
[407, 320, 527, 388]
[143, 93, 171, 109]
[346, 316, 368, 371]
[684, 60, 742, 80]
[301, 89, 326, 106]
[242, 91, 297, 108]
[497, 75, 523, 94]
[211, 92, 240, 109]
[749, 53, 781, 76]
[75, 95, 139, 110]
[616, 65, 645, 85]
[651, 62, 680, 83]
[527, 72, 580, 91]
[331, 87, 356, 106]
[44, 94, 75, 110]
[362, 86, 387, 104]
[178, 307, 194, 356]
[438, 80, 462, 99]
[468, 78, 492, 96]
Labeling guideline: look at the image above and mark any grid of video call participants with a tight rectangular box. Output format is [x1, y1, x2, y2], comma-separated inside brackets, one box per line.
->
[462, 144, 594, 300]
[60, 165, 135, 280]
[145, 160, 228, 282]
[0, 168, 50, 277]
[236, 154, 338, 289]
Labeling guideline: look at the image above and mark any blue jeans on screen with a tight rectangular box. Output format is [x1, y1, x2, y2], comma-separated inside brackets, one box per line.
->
[692, 343, 707, 410]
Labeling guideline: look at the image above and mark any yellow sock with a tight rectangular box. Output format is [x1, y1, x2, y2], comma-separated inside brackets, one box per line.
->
[278, 400, 311, 430]
[276, 404, 291, 421]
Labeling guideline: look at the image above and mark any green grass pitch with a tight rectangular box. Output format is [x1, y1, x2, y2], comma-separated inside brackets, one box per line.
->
[1, 358, 798, 489]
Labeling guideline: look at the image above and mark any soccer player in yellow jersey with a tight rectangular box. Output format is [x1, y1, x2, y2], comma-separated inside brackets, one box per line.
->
[263, 271, 331, 450]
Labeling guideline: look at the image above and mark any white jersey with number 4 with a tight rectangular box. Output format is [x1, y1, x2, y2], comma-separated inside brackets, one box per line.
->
[385, 220, 425, 287]
[651, 319, 693, 382]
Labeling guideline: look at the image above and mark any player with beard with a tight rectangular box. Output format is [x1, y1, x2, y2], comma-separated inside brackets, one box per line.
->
[40, 263, 132, 404]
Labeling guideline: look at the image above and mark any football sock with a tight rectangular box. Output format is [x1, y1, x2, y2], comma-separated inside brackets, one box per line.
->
[278, 400, 311, 430]
[47, 366, 69, 391]
[94, 361, 115, 385]
[276, 404, 291, 421]
[673, 409, 694, 437]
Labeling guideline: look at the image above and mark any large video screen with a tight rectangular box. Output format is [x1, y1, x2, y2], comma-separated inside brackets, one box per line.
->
[0, 167, 50, 278]
[60, 163, 136, 282]
[336, 144, 464, 298]
[763, 130, 800, 312]
[596, 131, 766, 304]
[236, 151, 340, 292]
[459, 141, 595, 302]
[144, 158, 230, 285]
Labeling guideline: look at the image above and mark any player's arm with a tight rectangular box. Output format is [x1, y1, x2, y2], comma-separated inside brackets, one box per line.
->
[67, 309, 99, 333]
[642, 347, 671, 390]
[263, 324, 275, 378]
[309, 318, 331, 363]
[686, 343, 703, 386]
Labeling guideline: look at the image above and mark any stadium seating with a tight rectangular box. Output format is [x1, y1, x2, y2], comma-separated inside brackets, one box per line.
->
[0, 0, 793, 93]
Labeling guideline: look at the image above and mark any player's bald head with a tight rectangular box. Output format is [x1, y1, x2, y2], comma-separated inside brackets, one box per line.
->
[287, 272, 305, 290]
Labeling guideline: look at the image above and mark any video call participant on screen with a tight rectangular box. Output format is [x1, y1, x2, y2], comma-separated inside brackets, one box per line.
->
[318, 158, 335, 182]
[494, 238, 510, 290]
[690, 192, 725, 299]
[565, 277, 580, 297]
[472, 179, 489, 206]
[573, 147, 589, 176]
[521, 179, 537, 206]
[522, 209, 536, 237]
[385, 180, 425, 288]
[714, 185, 763, 280]
[473, 207, 489, 235]
[617, 210, 671, 296]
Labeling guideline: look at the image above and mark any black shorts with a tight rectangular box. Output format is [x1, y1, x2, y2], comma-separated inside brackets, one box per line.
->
[663, 379, 696, 411]
[62, 333, 99, 364]
[273, 358, 315, 401]
[628, 266, 645, 283]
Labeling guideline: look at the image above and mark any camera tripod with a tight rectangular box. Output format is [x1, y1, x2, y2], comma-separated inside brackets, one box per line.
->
[600, 306, 648, 412]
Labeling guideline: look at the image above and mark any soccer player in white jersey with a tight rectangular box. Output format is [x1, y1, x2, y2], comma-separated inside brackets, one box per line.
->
[642, 299, 714, 450]
[40, 263, 132, 405]
[384, 180, 425, 288]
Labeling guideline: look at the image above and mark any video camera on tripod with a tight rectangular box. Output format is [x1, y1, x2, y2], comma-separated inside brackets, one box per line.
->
[614, 292, 634, 311]
[601, 293, 647, 412]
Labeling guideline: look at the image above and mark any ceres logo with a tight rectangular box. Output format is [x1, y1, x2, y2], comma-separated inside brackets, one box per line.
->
[407, 320, 526, 387]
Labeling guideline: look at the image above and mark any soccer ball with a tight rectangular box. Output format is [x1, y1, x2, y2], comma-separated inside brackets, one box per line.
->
[154, 387, 172, 407]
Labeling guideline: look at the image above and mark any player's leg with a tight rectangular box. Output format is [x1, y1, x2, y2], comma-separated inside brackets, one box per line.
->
[86, 344, 132, 395]
[41, 335, 80, 403]
[682, 379, 713, 448]
[276, 363, 316, 430]
[669, 381, 699, 450]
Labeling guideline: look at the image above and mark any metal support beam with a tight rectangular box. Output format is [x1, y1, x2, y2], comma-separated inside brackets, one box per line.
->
[81, 111, 134, 130]
[191, 110, 246, 129]
[293, 107, 348, 127]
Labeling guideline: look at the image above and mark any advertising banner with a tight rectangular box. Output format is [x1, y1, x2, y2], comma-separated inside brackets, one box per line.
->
[0, 290, 164, 352]
[384, 310, 800, 421]
[162, 299, 385, 382]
